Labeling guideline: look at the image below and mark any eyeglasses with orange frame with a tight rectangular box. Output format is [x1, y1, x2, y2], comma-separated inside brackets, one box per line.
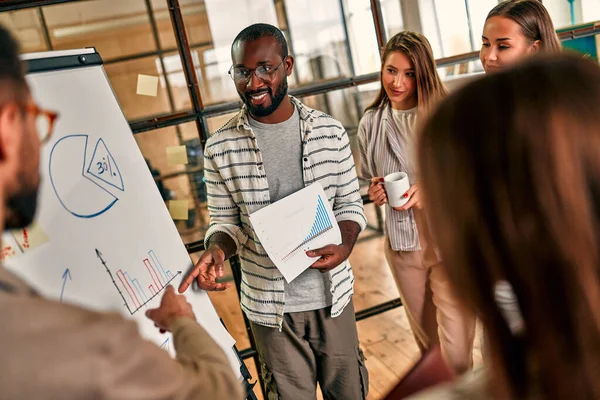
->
[22, 103, 59, 144]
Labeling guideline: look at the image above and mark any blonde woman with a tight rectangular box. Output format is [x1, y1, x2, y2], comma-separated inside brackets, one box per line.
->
[357, 31, 476, 374]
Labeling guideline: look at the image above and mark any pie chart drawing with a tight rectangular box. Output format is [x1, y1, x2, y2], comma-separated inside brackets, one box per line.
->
[49, 134, 125, 219]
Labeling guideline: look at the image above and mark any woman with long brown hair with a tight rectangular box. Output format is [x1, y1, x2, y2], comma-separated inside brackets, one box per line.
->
[480, 0, 561, 335]
[480, 0, 560, 73]
[357, 31, 475, 374]
[412, 53, 600, 399]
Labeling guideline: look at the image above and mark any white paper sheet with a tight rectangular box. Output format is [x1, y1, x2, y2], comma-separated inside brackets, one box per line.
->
[249, 183, 341, 282]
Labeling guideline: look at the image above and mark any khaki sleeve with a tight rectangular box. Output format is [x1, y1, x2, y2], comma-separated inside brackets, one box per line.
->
[98, 315, 244, 400]
[172, 317, 244, 398]
[1, 270, 244, 400]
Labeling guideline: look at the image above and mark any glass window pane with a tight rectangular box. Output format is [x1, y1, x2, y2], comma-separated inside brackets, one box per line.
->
[440, 60, 484, 88]
[357, 82, 380, 114]
[180, 120, 204, 142]
[581, 0, 600, 25]
[0, 9, 49, 53]
[432, 0, 473, 56]
[104, 56, 172, 120]
[42, 0, 157, 61]
[149, 2, 178, 51]
[159, 46, 228, 109]
[135, 122, 208, 243]
[284, 0, 351, 85]
[380, 0, 405, 39]
[157, 51, 195, 112]
[182, 0, 279, 105]
[466, 0, 498, 48]
[344, 0, 381, 75]
[150, 0, 213, 50]
[418, 0, 443, 58]
[543, 0, 577, 28]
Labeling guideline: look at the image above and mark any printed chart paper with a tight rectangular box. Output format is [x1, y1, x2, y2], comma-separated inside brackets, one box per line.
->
[250, 183, 341, 282]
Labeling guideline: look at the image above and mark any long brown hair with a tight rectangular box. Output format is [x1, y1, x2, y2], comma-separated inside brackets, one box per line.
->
[367, 31, 447, 114]
[418, 54, 600, 399]
[487, 0, 561, 52]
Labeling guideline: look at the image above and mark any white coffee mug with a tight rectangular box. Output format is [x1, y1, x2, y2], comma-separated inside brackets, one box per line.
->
[384, 172, 410, 208]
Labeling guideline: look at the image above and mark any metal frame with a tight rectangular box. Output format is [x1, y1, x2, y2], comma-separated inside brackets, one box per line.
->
[3, 0, 600, 397]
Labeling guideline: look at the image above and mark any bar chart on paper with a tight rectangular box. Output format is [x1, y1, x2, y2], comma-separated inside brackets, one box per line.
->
[95, 248, 181, 315]
[250, 183, 342, 282]
[282, 195, 333, 261]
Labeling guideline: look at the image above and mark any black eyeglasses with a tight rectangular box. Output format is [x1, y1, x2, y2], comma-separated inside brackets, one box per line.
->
[228, 58, 287, 84]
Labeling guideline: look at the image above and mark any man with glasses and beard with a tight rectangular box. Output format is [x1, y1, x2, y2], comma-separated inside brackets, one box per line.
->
[179, 24, 369, 399]
[0, 26, 242, 400]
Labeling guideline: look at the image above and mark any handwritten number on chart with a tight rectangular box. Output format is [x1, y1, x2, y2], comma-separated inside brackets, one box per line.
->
[96, 161, 106, 175]
[96, 157, 116, 177]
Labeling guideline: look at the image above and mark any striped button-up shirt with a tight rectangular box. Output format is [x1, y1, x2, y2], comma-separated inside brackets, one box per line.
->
[357, 103, 421, 251]
[203, 96, 367, 328]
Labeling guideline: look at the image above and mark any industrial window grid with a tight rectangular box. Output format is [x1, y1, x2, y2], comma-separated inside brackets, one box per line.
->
[2, 1, 599, 398]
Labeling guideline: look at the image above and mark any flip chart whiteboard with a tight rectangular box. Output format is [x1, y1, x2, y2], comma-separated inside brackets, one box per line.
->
[2, 49, 239, 374]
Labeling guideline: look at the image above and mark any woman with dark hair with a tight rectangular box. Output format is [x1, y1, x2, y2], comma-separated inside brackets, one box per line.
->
[481, 0, 560, 73]
[357, 31, 476, 374]
[412, 53, 600, 399]
[480, 0, 562, 336]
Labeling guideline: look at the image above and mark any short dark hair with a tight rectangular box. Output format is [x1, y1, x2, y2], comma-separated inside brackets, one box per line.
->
[0, 25, 27, 99]
[232, 23, 289, 59]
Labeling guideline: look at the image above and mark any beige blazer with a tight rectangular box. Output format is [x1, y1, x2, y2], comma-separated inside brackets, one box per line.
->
[0, 267, 243, 400]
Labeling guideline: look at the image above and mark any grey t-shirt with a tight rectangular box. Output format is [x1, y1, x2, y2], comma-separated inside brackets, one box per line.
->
[248, 107, 332, 313]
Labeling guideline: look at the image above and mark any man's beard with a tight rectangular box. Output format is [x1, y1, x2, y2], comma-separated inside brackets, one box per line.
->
[241, 79, 288, 117]
[5, 188, 38, 230]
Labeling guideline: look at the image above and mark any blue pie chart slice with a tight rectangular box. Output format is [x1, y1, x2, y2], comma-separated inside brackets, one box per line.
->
[49, 134, 118, 218]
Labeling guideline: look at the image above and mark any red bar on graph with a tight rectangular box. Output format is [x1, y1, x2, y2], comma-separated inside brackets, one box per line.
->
[116, 270, 141, 308]
[144, 259, 163, 289]
[148, 285, 156, 295]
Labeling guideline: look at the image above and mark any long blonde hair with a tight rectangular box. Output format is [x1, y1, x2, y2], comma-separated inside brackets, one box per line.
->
[367, 31, 447, 115]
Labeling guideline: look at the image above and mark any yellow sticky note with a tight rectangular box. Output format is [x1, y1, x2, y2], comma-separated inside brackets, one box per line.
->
[11, 221, 49, 253]
[136, 74, 159, 97]
[169, 200, 189, 220]
[166, 145, 188, 166]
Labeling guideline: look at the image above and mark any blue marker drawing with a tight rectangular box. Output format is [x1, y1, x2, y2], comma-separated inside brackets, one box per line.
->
[86, 138, 125, 191]
[160, 338, 170, 351]
[149, 250, 168, 283]
[49, 135, 122, 219]
[60, 268, 71, 302]
[125, 272, 147, 303]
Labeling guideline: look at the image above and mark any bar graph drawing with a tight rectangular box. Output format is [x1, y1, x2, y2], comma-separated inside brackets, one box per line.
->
[250, 183, 342, 283]
[282, 195, 333, 261]
[96, 248, 180, 315]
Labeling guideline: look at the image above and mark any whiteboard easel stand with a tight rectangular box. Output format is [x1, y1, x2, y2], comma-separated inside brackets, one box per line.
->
[24, 49, 258, 400]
